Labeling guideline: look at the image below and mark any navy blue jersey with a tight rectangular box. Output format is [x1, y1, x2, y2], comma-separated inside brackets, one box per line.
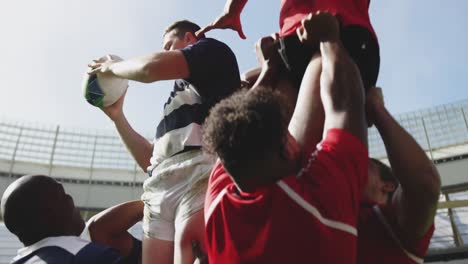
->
[148, 38, 240, 170]
[12, 236, 124, 264]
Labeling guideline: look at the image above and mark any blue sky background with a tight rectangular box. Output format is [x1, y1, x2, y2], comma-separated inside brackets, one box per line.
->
[0, 0, 467, 136]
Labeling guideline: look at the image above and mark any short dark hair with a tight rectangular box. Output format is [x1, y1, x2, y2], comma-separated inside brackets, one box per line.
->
[370, 158, 398, 185]
[203, 88, 291, 182]
[163, 20, 204, 38]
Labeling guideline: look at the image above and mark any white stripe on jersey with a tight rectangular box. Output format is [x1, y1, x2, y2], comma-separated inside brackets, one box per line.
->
[205, 188, 228, 225]
[164, 84, 201, 117]
[149, 123, 203, 170]
[373, 205, 424, 264]
[14, 236, 90, 261]
[277, 180, 358, 236]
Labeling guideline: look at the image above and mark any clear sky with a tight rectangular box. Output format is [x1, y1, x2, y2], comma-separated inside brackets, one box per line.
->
[0, 0, 467, 136]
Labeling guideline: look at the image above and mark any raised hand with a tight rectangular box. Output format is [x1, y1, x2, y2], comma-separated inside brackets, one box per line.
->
[296, 12, 340, 46]
[196, 7, 246, 39]
[87, 54, 123, 76]
[365, 86, 384, 126]
[101, 87, 128, 121]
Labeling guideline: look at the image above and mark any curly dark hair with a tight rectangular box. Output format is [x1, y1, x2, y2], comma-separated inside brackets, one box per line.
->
[203, 88, 291, 182]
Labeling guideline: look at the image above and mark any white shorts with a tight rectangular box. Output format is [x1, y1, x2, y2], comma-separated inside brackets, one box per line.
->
[141, 149, 215, 241]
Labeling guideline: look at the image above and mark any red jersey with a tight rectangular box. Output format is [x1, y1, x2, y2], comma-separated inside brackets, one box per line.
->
[357, 202, 434, 264]
[205, 129, 368, 264]
[279, 0, 376, 39]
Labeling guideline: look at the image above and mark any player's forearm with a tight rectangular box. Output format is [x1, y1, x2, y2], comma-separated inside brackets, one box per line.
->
[320, 41, 367, 145]
[108, 54, 154, 83]
[89, 200, 144, 239]
[110, 52, 188, 83]
[241, 67, 261, 88]
[112, 114, 153, 172]
[373, 104, 441, 200]
[223, 0, 248, 15]
[321, 42, 365, 115]
[374, 104, 440, 238]
[88, 200, 143, 257]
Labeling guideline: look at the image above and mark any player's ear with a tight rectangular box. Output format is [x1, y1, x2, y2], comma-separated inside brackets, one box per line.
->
[185, 32, 197, 43]
[382, 182, 396, 193]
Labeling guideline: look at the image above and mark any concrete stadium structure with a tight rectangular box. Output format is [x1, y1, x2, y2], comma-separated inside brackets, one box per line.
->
[1, 99, 468, 262]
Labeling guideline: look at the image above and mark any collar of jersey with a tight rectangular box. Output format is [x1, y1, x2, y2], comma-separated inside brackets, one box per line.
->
[14, 236, 90, 261]
[226, 184, 272, 204]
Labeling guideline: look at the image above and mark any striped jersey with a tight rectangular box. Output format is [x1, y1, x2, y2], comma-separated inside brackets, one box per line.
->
[148, 38, 240, 171]
[11, 236, 123, 264]
[205, 129, 368, 263]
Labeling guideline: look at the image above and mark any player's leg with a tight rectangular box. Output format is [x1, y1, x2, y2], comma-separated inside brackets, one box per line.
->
[340, 25, 380, 126]
[141, 182, 176, 264]
[287, 12, 341, 156]
[174, 209, 206, 264]
[288, 53, 324, 158]
[141, 150, 207, 264]
[340, 25, 380, 92]
[142, 235, 174, 264]
[141, 200, 175, 264]
[173, 151, 214, 264]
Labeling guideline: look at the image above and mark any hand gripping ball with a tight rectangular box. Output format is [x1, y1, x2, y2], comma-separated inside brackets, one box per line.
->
[82, 55, 128, 108]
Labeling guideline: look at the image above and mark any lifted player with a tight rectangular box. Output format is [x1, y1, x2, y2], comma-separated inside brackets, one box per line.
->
[197, 0, 380, 91]
[88, 20, 240, 264]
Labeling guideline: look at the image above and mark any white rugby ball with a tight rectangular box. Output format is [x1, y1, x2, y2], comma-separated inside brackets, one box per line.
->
[82, 55, 128, 108]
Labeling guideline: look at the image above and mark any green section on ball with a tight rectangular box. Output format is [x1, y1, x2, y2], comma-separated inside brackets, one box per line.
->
[84, 74, 105, 108]
[82, 55, 128, 108]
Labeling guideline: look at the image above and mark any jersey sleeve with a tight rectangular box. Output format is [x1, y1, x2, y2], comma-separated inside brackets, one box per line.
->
[317, 128, 367, 189]
[204, 160, 232, 218]
[75, 243, 125, 264]
[180, 38, 240, 100]
[299, 128, 368, 223]
[380, 205, 435, 259]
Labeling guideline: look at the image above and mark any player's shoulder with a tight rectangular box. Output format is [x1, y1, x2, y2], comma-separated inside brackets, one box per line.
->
[320, 129, 365, 150]
[210, 160, 229, 181]
[196, 37, 226, 46]
[12, 236, 122, 264]
[75, 241, 123, 263]
[192, 37, 234, 54]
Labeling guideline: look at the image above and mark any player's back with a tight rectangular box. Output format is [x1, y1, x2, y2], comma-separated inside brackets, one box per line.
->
[205, 130, 368, 263]
[207, 186, 357, 263]
[205, 163, 360, 264]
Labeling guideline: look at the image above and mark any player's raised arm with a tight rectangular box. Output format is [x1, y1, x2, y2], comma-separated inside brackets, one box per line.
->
[314, 18, 366, 145]
[292, 12, 367, 147]
[88, 50, 190, 83]
[368, 87, 441, 240]
[196, 0, 248, 39]
[87, 200, 144, 259]
[100, 91, 154, 172]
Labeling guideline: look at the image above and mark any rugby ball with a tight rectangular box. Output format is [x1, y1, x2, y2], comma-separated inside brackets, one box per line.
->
[82, 55, 128, 108]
